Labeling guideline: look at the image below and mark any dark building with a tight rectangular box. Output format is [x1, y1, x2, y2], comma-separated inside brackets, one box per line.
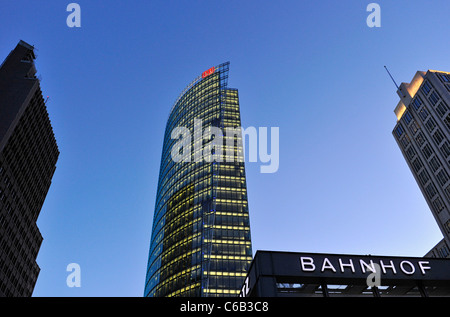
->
[0, 40, 59, 296]
[144, 62, 253, 297]
[240, 250, 450, 297]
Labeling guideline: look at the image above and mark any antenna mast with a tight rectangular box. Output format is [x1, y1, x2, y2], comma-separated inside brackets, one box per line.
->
[384, 66, 399, 90]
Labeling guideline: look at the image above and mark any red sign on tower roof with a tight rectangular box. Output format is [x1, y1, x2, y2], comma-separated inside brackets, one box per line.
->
[202, 67, 215, 78]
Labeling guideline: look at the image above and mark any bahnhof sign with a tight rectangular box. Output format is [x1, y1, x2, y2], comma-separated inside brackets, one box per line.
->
[240, 250, 450, 297]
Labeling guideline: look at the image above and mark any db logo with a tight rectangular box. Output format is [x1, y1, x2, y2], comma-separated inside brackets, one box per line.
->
[202, 67, 215, 78]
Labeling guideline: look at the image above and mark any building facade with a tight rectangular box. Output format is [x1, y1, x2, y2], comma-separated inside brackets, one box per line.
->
[144, 62, 253, 297]
[392, 70, 450, 258]
[0, 40, 59, 296]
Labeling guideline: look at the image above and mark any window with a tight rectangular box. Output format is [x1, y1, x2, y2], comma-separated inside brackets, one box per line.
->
[433, 129, 444, 145]
[444, 220, 450, 234]
[440, 141, 450, 158]
[446, 185, 450, 200]
[421, 80, 433, 95]
[425, 183, 437, 199]
[439, 245, 450, 258]
[425, 117, 436, 133]
[412, 158, 423, 172]
[415, 132, 426, 147]
[432, 197, 445, 213]
[406, 146, 416, 160]
[422, 144, 433, 159]
[412, 96, 423, 111]
[444, 114, 450, 130]
[428, 91, 440, 106]
[436, 102, 449, 118]
[437, 73, 450, 83]
[419, 108, 429, 121]
[394, 125, 404, 138]
[429, 156, 441, 172]
[437, 169, 449, 186]
[418, 169, 430, 185]
[403, 111, 413, 125]
[400, 134, 410, 148]
[409, 121, 420, 135]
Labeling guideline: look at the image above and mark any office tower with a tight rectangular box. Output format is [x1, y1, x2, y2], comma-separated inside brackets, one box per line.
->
[0, 40, 59, 296]
[144, 62, 253, 297]
[392, 70, 450, 258]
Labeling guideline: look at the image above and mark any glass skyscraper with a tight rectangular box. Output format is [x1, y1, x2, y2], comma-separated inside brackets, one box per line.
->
[144, 62, 253, 297]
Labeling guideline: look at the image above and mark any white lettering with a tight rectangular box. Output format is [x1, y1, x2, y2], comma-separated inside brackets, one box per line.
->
[321, 258, 336, 272]
[399, 261, 415, 275]
[360, 259, 376, 273]
[339, 258, 355, 273]
[300, 257, 315, 272]
[380, 260, 397, 274]
[418, 261, 431, 275]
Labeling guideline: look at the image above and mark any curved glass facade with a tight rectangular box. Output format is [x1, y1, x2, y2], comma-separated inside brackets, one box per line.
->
[144, 62, 253, 297]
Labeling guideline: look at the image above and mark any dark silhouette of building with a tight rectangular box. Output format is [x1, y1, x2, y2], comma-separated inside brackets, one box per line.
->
[0, 40, 59, 296]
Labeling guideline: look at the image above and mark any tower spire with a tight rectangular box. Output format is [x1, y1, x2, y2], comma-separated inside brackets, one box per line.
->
[384, 65, 399, 90]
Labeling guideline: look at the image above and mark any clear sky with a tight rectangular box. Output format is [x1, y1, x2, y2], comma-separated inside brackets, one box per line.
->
[1, 0, 449, 297]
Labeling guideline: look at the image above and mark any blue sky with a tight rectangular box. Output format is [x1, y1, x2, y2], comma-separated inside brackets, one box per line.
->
[1, 0, 449, 297]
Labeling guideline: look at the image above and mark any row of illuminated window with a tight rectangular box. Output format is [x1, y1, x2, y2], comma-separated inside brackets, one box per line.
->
[160, 124, 245, 181]
[175, 75, 219, 108]
[159, 245, 200, 279]
[163, 208, 250, 248]
[204, 238, 251, 245]
[166, 282, 201, 297]
[157, 264, 201, 297]
[170, 82, 220, 127]
[166, 98, 220, 143]
[204, 277, 247, 296]
[158, 192, 249, 237]
[159, 137, 222, 187]
[159, 215, 251, 268]
[212, 228, 251, 242]
[156, 250, 250, 297]
[156, 164, 213, 210]
[216, 188, 247, 200]
[203, 288, 240, 296]
[148, 216, 251, 276]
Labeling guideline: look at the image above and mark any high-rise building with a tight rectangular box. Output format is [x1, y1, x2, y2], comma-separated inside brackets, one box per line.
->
[0, 40, 59, 296]
[392, 69, 450, 258]
[144, 62, 253, 297]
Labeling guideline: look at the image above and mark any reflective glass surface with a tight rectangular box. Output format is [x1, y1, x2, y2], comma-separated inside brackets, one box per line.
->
[144, 62, 252, 297]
